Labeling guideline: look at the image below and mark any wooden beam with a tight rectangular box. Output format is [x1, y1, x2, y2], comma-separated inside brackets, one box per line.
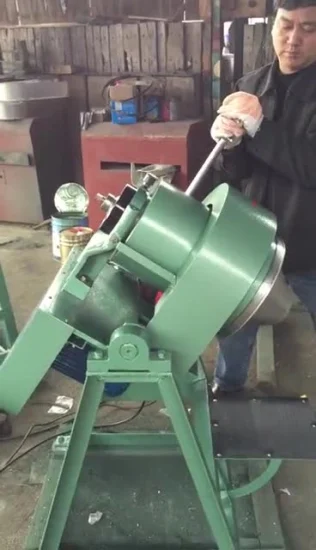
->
[199, 0, 212, 19]
[222, 0, 269, 21]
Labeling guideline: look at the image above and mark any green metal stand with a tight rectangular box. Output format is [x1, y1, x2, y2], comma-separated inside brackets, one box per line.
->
[0, 264, 18, 365]
[25, 324, 286, 550]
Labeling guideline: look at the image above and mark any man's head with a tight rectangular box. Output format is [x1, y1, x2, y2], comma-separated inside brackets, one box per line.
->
[272, 0, 316, 73]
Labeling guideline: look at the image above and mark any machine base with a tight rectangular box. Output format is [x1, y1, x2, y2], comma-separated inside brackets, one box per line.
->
[25, 438, 286, 550]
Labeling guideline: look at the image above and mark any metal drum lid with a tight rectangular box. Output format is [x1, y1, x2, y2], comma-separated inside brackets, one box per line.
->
[54, 183, 89, 213]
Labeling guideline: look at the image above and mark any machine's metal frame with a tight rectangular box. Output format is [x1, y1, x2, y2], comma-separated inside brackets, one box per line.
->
[24, 324, 286, 550]
[0, 264, 18, 363]
[0, 181, 301, 550]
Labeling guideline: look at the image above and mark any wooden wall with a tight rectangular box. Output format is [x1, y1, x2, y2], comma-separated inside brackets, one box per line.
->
[243, 21, 274, 74]
[0, 21, 206, 75]
[0, 0, 185, 26]
[0, 20, 210, 117]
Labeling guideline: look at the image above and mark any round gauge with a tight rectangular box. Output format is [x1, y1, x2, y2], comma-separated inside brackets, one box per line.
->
[54, 182, 89, 213]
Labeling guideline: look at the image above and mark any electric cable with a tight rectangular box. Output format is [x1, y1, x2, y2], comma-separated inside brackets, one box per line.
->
[0, 401, 155, 475]
[2, 401, 156, 442]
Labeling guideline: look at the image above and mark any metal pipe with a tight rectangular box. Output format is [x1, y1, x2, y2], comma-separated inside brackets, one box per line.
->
[185, 138, 227, 197]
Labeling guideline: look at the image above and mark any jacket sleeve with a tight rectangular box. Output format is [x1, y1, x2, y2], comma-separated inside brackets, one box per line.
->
[215, 142, 253, 185]
[245, 118, 316, 188]
[216, 79, 254, 184]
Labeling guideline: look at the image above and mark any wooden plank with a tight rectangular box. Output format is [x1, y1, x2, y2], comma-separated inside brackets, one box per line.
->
[34, 27, 72, 74]
[243, 24, 255, 74]
[29, 0, 47, 23]
[90, 0, 110, 17]
[18, 0, 47, 24]
[222, 0, 268, 21]
[202, 20, 211, 73]
[140, 22, 158, 73]
[66, 0, 90, 22]
[199, 0, 211, 18]
[93, 26, 104, 74]
[123, 24, 141, 73]
[253, 22, 266, 69]
[167, 22, 184, 72]
[70, 26, 88, 71]
[0, 28, 16, 74]
[0, 3, 9, 25]
[33, 27, 44, 71]
[264, 18, 275, 65]
[185, 0, 200, 19]
[42, 28, 56, 71]
[100, 26, 111, 73]
[17, 0, 33, 25]
[55, 27, 72, 66]
[5, 0, 19, 25]
[35, 27, 72, 73]
[13, 27, 36, 70]
[185, 21, 203, 73]
[109, 24, 125, 73]
[157, 22, 167, 72]
[86, 26, 96, 73]
[45, 0, 65, 22]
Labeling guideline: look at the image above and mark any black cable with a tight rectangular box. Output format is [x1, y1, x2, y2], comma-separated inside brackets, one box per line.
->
[2, 401, 156, 442]
[0, 401, 154, 474]
[101, 74, 156, 104]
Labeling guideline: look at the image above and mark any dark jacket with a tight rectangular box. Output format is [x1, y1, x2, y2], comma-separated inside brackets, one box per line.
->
[218, 60, 316, 274]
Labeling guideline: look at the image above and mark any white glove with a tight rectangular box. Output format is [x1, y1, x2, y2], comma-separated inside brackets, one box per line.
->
[211, 114, 245, 150]
[218, 91, 263, 138]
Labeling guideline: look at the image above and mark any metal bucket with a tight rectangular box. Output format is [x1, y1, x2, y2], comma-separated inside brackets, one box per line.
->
[60, 226, 94, 265]
[51, 212, 88, 260]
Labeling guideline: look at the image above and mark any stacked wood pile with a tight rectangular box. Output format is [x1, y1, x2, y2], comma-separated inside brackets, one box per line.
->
[0, 21, 204, 75]
[0, 0, 185, 26]
[0, 20, 209, 117]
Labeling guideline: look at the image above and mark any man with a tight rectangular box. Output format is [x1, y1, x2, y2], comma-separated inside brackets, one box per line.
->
[210, 0, 316, 395]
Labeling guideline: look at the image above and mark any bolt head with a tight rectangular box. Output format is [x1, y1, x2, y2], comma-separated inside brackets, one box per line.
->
[120, 343, 139, 360]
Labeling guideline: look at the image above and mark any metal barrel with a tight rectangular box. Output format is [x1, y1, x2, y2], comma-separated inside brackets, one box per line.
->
[51, 212, 89, 260]
[59, 226, 94, 265]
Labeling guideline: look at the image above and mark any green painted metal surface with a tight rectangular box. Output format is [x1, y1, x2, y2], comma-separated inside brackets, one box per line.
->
[147, 184, 277, 374]
[0, 179, 289, 549]
[24, 332, 286, 550]
[0, 264, 18, 356]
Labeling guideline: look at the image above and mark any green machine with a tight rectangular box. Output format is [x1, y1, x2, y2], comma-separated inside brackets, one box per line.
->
[0, 156, 316, 550]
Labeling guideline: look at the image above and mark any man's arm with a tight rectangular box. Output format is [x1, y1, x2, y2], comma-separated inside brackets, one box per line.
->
[218, 142, 253, 183]
[245, 119, 316, 188]
[213, 80, 254, 184]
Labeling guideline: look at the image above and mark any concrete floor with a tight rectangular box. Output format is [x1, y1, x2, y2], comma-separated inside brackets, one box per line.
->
[0, 223, 316, 549]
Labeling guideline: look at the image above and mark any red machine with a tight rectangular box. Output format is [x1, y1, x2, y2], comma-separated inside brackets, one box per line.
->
[81, 121, 212, 229]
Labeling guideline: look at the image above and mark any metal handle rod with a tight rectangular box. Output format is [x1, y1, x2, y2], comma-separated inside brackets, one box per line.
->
[185, 138, 227, 197]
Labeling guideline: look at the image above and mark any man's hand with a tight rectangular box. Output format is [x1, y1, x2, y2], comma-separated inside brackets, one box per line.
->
[218, 91, 263, 138]
[211, 114, 245, 149]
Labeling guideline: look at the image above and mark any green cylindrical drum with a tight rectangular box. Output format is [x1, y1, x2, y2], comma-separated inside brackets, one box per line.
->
[51, 212, 89, 260]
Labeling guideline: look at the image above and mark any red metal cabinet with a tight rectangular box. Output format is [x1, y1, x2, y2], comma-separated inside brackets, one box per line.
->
[81, 120, 212, 229]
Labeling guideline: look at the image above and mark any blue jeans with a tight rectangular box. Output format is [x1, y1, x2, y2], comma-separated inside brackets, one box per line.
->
[214, 271, 316, 390]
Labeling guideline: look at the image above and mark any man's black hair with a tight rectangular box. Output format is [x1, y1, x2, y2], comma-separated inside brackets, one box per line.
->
[275, 0, 316, 10]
